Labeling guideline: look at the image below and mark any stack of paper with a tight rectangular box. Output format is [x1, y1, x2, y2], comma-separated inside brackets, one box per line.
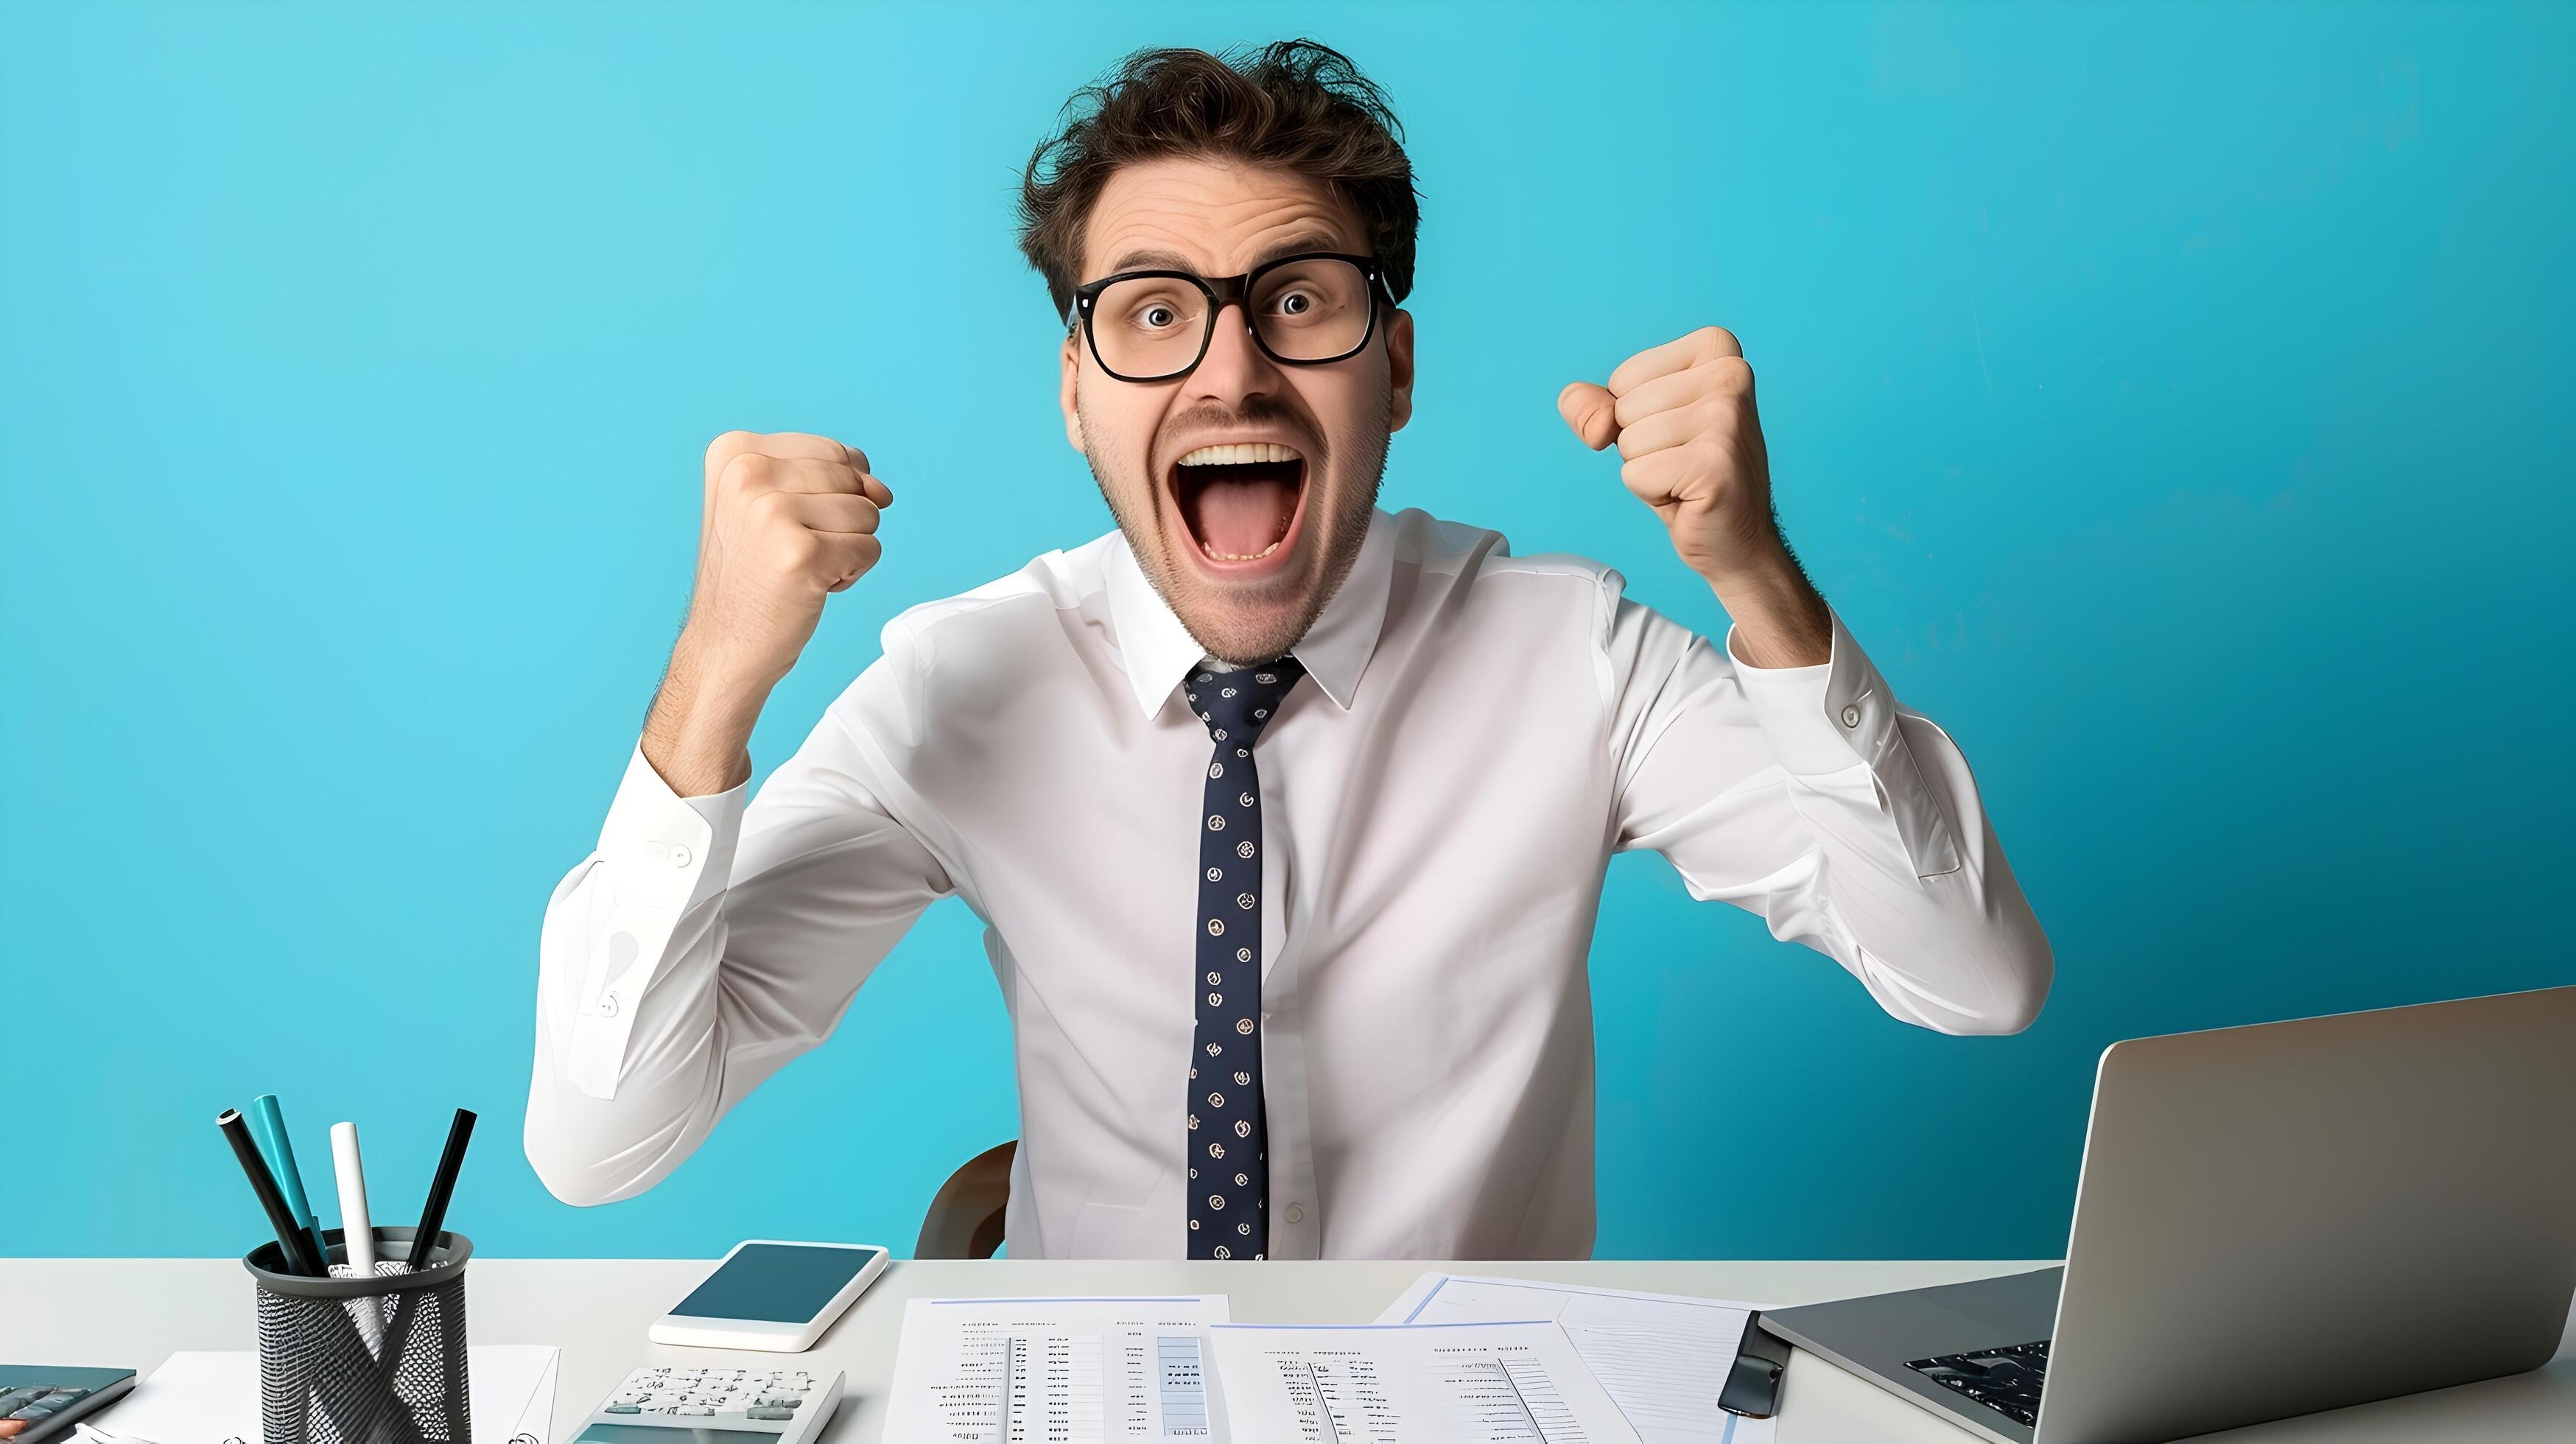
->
[82, 1345, 559, 1444]
[1378, 1275, 1777, 1444]
[884, 1283, 1771, 1444]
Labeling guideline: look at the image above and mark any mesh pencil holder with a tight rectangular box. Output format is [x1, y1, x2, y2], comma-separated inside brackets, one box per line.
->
[243, 1226, 474, 1444]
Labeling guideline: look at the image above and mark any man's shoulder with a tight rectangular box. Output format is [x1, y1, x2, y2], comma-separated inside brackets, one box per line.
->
[1382, 505, 1627, 601]
[879, 529, 1121, 650]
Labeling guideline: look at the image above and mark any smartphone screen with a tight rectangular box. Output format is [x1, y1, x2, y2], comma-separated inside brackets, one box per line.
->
[670, 1243, 883, 1322]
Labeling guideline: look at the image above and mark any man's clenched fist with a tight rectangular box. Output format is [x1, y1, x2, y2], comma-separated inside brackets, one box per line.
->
[684, 430, 894, 689]
[1557, 326, 1777, 587]
[1558, 326, 1831, 667]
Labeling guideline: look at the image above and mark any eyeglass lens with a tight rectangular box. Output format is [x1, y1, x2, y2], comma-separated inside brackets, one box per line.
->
[1090, 258, 1372, 379]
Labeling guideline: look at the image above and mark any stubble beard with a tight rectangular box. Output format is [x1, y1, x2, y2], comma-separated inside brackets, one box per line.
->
[1078, 383, 1391, 669]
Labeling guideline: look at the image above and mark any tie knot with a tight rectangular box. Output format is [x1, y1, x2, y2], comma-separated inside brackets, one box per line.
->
[1185, 656, 1305, 746]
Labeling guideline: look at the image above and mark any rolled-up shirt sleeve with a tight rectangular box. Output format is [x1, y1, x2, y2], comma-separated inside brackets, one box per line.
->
[526, 648, 956, 1206]
[1604, 576, 2052, 1035]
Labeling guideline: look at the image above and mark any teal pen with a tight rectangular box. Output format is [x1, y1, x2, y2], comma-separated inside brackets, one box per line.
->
[246, 1093, 332, 1267]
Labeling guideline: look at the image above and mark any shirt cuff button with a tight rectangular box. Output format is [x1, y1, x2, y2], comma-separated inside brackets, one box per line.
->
[597, 992, 620, 1018]
[670, 843, 693, 867]
[1839, 704, 1861, 728]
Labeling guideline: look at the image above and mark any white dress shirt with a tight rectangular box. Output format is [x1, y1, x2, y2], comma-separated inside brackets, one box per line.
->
[524, 505, 2052, 1258]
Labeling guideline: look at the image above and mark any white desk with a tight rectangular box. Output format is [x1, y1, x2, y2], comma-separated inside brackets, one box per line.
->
[7, 1258, 2572, 1442]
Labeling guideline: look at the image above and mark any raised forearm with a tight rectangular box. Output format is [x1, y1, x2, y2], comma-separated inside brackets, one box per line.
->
[642, 627, 774, 797]
[1708, 536, 1831, 669]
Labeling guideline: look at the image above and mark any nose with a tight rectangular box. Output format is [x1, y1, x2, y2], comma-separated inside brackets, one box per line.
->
[1184, 296, 1283, 404]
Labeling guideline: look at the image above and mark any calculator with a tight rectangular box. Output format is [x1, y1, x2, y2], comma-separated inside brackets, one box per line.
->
[568, 1363, 843, 1444]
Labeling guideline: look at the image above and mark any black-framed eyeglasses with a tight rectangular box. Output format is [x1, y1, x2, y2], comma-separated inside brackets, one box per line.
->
[1066, 251, 1392, 382]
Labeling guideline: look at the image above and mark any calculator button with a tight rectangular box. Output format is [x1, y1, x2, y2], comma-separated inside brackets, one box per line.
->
[677, 1407, 715, 1416]
[745, 1408, 793, 1421]
[603, 1405, 640, 1415]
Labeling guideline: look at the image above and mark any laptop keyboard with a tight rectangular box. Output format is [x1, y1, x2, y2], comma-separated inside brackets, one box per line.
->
[1906, 1339, 2050, 1428]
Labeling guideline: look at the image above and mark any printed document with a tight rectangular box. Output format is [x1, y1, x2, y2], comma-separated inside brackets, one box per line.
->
[1376, 1275, 1777, 1444]
[880, 1294, 1229, 1442]
[1206, 1319, 1641, 1443]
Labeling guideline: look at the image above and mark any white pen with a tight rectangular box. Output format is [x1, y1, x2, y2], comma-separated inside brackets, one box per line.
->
[330, 1121, 385, 1352]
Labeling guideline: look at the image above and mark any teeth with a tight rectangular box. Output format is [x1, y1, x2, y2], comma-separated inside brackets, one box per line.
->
[1204, 538, 1286, 562]
[1178, 442, 1302, 467]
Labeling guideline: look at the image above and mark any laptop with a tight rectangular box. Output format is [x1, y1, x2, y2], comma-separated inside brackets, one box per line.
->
[1755, 984, 2576, 1443]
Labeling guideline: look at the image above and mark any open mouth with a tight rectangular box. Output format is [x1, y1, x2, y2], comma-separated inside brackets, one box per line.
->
[1171, 442, 1308, 567]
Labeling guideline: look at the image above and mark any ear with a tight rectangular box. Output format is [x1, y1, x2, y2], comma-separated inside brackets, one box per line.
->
[1385, 306, 1416, 433]
[1059, 330, 1087, 454]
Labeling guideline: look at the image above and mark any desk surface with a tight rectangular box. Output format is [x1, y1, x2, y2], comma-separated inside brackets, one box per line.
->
[7, 1258, 2573, 1443]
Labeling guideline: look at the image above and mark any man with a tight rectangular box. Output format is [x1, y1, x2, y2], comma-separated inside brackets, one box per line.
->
[524, 41, 2050, 1260]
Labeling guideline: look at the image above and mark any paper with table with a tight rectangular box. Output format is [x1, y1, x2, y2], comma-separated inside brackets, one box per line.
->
[885, 1294, 1657, 1443]
[880, 1294, 1229, 1440]
[1207, 1319, 1642, 1443]
[80, 1345, 559, 1444]
[1375, 1275, 1777, 1444]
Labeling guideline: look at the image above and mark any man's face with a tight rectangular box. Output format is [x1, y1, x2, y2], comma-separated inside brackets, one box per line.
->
[1060, 157, 1414, 667]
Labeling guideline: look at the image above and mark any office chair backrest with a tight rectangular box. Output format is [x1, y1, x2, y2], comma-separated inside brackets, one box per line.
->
[916, 1140, 1016, 1260]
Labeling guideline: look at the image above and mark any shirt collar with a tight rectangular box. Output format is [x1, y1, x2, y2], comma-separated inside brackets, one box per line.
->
[1103, 505, 1396, 720]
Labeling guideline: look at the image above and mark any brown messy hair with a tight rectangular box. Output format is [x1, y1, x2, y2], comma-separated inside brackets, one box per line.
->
[1016, 39, 1422, 324]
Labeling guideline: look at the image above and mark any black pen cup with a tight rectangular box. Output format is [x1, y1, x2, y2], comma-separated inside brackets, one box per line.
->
[243, 1226, 474, 1444]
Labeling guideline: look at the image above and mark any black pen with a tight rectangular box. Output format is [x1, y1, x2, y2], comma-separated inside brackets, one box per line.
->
[404, 1108, 477, 1269]
[371, 1106, 479, 1435]
[217, 1107, 328, 1277]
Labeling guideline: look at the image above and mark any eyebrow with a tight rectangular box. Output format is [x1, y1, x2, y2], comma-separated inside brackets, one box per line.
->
[1099, 231, 1354, 278]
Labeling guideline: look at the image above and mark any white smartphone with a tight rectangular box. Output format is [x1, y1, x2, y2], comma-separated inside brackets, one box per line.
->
[647, 1239, 890, 1351]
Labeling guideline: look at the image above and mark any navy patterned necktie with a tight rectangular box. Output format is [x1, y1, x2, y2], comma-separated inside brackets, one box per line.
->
[1184, 655, 1305, 1260]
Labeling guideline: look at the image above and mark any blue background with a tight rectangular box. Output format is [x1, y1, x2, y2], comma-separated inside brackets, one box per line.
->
[5, 0, 2570, 1260]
